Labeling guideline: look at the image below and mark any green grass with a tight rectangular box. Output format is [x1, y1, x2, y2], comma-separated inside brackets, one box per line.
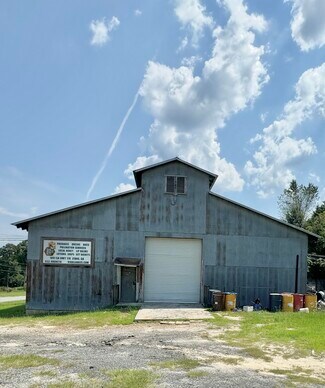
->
[239, 346, 272, 361]
[216, 356, 243, 365]
[212, 311, 325, 355]
[0, 301, 26, 318]
[151, 358, 201, 370]
[45, 382, 78, 388]
[0, 287, 26, 297]
[0, 354, 60, 369]
[34, 370, 57, 377]
[105, 369, 157, 388]
[208, 312, 233, 327]
[0, 301, 138, 328]
[269, 367, 324, 386]
[187, 370, 209, 378]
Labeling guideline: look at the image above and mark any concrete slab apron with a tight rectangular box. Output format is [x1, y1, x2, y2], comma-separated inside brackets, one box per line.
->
[135, 303, 212, 321]
[0, 296, 26, 303]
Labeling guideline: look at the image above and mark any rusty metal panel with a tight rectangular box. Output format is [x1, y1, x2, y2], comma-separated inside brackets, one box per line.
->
[116, 192, 141, 231]
[26, 262, 32, 303]
[26, 260, 113, 311]
[30, 200, 117, 231]
[114, 231, 144, 259]
[139, 162, 209, 234]
[23, 159, 310, 311]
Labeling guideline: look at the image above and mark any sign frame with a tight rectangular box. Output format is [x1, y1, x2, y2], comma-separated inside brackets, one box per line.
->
[40, 237, 95, 267]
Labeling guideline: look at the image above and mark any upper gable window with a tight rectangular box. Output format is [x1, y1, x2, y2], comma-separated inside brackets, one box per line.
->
[165, 176, 187, 194]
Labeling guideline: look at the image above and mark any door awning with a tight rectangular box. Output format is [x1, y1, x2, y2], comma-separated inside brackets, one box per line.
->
[113, 257, 141, 267]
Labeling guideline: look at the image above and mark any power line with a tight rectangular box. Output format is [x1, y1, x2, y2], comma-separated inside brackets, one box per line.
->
[0, 239, 27, 241]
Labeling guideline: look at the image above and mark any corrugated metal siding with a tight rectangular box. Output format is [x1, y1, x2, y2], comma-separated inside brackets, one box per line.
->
[140, 162, 208, 234]
[204, 195, 308, 307]
[116, 192, 141, 231]
[27, 261, 112, 311]
[24, 161, 309, 310]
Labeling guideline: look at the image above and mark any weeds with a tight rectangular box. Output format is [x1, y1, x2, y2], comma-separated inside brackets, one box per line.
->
[0, 354, 60, 369]
[211, 311, 325, 355]
[0, 302, 138, 328]
[105, 369, 156, 388]
[151, 358, 201, 370]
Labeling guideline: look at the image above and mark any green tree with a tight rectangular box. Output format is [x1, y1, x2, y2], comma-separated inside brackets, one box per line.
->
[306, 201, 325, 254]
[278, 180, 319, 228]
[305, 202, 325, 287]
[0, 241, 27, 288]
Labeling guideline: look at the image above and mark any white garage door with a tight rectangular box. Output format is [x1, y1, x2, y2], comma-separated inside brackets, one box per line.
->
[144, 238, 201, 303]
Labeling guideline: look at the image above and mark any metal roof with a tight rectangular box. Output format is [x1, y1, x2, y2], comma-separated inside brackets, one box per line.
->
[133, 157, 218, 189]
[113, 257, 142, 266]
[209, 191, 319, 238]
[12, 188, 142, 231]
[12, 156, 319, 239]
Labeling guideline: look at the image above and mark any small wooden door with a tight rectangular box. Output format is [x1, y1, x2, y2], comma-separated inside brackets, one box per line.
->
[120, 267, 136, 303]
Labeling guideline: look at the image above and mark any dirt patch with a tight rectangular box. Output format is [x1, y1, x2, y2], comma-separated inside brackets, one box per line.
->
[0, 322, 323, 387]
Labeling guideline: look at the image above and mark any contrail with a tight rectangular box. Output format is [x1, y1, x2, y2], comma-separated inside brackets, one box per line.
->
[86, 89, 140, 200]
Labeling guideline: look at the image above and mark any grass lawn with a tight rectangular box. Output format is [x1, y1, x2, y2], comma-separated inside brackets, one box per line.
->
[104, 369, 157, 388]
[0, 301, 138, 328]
[0, 287, 26, 297]
[0, 354, 60, 369]
[211, 311, 325, 355]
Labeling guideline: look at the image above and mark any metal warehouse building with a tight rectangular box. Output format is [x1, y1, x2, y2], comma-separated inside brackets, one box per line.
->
[14, 158, 316, 313]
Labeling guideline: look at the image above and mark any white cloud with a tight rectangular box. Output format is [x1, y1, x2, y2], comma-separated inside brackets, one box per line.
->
[87, 89, 140, 199]
[177, 36, 189, 52]
[245, 63, 325, 197]
[125, 155, 162, 180]
[308, 172, 320, 183]
[174, 0, 214, 46]
[260, 112, 268, 123]
[134, 9, 142, 17]
[130, 0, 269, 192]
[286, 0, 325, 51]
[180, 55, 202, 68]
[90, 16, 120, 46]
[113, 183, 136, 194]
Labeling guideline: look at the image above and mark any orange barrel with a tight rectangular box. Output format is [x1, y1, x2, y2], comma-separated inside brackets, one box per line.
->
[282, 293, 294, 312]
[224, 292, 236, 311]
[293, 294, 304, 312]
[304, 294, 317, 311]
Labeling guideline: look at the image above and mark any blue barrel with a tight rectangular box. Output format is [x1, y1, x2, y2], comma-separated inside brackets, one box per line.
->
[269, 293, 282, 312]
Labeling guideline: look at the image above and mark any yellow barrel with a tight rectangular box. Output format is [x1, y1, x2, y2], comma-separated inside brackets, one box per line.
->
[304, 294, 317, 311]
[282, 293, 294, 312]
[224, 293, 236, 311]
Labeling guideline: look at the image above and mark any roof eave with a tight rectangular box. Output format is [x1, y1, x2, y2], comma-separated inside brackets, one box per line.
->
[133, 157, 218, 189]
[208, 191, 320, 239]
[12, 188, 142, 231]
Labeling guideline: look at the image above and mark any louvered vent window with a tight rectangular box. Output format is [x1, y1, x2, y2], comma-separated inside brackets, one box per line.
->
[165, 176, 187, 194]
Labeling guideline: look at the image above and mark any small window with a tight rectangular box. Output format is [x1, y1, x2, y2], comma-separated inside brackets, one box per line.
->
[165, 176, 187, 194]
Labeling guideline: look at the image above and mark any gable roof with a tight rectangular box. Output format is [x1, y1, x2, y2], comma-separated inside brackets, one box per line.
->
[133, 157, 218, 189]
[12, 188, 142, 231]
[209, 191, 319, 239]
[12, 157, 319, 239]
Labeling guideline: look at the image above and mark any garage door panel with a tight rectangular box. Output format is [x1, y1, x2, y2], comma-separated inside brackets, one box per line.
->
[144, 238, 201, 303]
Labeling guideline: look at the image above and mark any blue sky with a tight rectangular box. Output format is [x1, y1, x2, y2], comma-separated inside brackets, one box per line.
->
[1, 0, 325, 245]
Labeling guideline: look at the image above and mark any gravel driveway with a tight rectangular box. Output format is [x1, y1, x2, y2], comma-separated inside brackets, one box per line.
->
[0, 321, 322, 387]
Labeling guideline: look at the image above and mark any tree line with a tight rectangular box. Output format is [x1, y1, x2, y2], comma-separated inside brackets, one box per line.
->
[278, 180, 325, 284]
[0, 240, 27, 288]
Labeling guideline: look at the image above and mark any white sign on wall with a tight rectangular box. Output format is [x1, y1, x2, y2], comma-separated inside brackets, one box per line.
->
[42, 239, 93, 266]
